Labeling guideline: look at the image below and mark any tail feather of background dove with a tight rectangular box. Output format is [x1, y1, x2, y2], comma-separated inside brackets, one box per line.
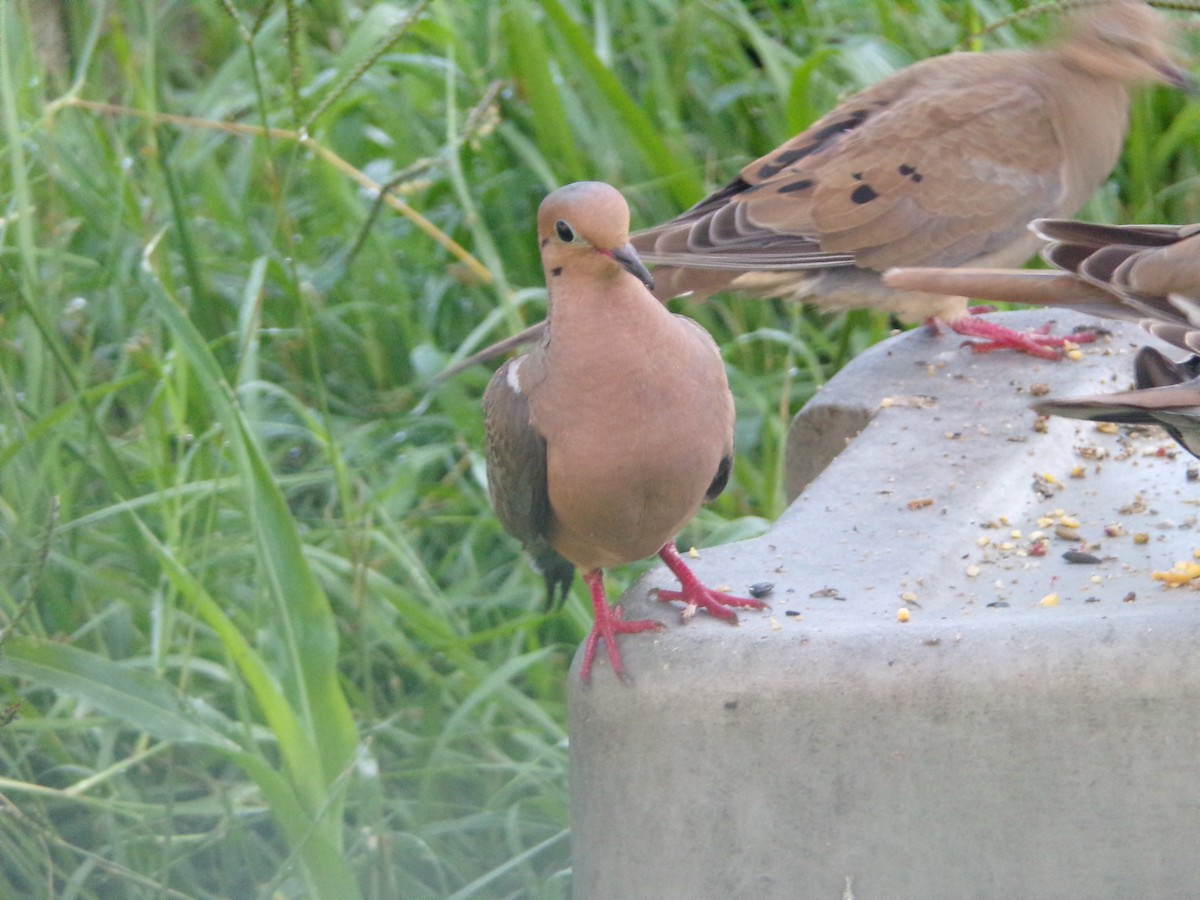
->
[885, 219, 1200, 458]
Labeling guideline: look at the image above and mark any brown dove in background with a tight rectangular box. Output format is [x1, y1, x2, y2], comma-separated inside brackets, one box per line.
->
[482, 182, 766, 683]
[438, 1, 1191, 381]
[630, 0, 1192, 361]
[886, 218, 1200, 456]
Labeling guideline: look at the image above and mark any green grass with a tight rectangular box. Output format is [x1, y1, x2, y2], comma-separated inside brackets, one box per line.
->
[0, 0, 1196, 896]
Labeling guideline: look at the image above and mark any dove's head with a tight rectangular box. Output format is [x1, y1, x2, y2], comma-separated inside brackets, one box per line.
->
[537, 182, 654, 292]
[1060, 0, 1194, 91]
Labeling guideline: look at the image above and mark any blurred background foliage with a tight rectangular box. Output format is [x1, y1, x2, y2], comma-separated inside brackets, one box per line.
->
[0, 0, 1196, 896]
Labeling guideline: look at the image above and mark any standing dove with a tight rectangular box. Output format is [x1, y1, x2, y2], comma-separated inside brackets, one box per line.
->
[483, 181, 765, 683]
[630, 0, 1191, 360]
[886, 218, 1200, 456]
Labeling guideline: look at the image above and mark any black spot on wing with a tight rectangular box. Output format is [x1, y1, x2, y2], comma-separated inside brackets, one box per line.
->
[772, 147, 814, 168]
[778, 178, 814, 194]
[850, 184, 878, 204]
[670, 177, 756, 221]
[899, 163, 923, 183]
[810, 108, 869, 142]
[551, 266, 563, 277]
[756, 109, 870, 179]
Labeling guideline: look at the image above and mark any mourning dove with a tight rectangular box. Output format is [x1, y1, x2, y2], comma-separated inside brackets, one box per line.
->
[440, 1, 1191, 383]
[630, 0, 1191, 360]
[884, 218, 1200, 456]
[483, 182, 766, 683]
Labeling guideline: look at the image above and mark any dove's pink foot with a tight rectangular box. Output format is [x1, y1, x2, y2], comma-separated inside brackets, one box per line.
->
[580, 570, 665, 684]
[653, 542, 768, 623]
[933, 314, 1097, 360]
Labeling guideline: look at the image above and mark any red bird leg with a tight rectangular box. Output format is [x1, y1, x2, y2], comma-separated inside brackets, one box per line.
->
[933, 314, 1097, 360]
[579, 570, 664, 684]
[654, 542, 768, 623]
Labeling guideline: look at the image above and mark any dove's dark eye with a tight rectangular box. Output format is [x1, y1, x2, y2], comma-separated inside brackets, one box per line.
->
[555, 220, 575, 243]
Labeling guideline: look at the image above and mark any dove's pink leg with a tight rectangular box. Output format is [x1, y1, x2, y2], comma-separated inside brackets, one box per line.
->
[931, 314, 1098, 360]
[579, 570, 664, 684]
[653, 542, 768, 622]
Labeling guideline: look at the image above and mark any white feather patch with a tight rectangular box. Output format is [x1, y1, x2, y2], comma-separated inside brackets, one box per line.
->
[505, 357, 523, 395]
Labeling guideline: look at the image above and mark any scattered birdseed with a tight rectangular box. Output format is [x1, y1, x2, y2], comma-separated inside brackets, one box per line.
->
[907, 497, 934, 510]
[748, 582, 775, 599]
[1033, 473, 1062, 498]
[897, 608, 911, 623]
[1152, 562, 1200, 586]
[810, 587, 845, 601]
[1063, 550, 1101, 564]
[1039, 593, 1060, 607]
[1119, 497, 1148, 516]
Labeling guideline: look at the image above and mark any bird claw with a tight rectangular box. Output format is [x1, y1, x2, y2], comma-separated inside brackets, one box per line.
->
[940, 314, 1098, 360]
[579, 599, 665, 684]
[654, 543, 768, 625]
[653, 587, 766, 624]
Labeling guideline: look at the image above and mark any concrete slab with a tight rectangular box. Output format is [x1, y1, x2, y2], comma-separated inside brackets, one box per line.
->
[568, 311, 1200, 900]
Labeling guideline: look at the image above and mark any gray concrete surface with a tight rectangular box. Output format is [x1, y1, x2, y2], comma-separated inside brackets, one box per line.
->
[568, 311, 1200, 900]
